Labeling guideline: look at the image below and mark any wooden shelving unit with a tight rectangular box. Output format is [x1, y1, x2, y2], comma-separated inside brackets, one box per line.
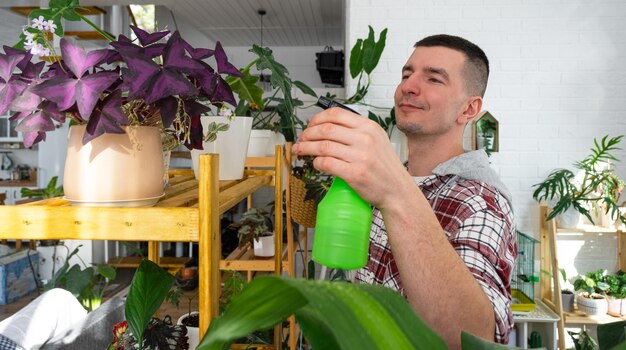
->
[0, 149, 286, 343]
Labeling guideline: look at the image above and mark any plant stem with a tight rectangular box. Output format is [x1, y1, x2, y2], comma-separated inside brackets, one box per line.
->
[78, 14, 115, 41]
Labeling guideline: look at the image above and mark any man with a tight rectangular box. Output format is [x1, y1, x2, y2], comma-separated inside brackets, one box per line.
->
[292, 34, 516, 348]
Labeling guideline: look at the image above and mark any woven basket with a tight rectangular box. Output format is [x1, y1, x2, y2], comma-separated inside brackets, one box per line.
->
[290, 175, 317, 228]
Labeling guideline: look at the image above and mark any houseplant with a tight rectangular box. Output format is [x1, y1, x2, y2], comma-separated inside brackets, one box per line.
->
[236, 207, 275, 257]
[573, 269, 610, 315]
[2, 0, 244, 203]
[605, 270, 626, 316]
[532, 134, 626, 227]
[559, 268, 575, 313]
[343, 26, 388, 105]
[109, 258, 188, 350]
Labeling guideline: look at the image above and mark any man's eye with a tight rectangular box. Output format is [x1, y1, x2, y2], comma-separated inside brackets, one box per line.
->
[401, 75, 409, 80]
[429, 78, 442, 83]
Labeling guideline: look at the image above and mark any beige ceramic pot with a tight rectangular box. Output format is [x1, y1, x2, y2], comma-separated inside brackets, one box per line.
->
[63, 125, 165, 206]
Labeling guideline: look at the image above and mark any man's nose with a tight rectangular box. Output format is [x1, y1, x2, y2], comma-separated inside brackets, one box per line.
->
[400, 75, 420, 96]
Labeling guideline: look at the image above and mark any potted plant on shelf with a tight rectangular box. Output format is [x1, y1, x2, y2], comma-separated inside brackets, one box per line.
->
[236, 207, 275, 257]
[532, 134, 626, 228]
[559, 268, 575, 313]
[2, 0, 244, 204]
[109, 258, 188, 350]
[573, 269, 610, 315]
[605, 271, 626, 317]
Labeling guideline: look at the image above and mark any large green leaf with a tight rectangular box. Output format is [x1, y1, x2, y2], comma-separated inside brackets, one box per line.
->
[226, 66, 264, 110]
[125, 259, 175, 346]
[349, 38, 364, 79]
[199, 276, 306, 349]
[363, 27, 388, 74]
[197, 276, 447, 350]
[293, 80, 317, 98]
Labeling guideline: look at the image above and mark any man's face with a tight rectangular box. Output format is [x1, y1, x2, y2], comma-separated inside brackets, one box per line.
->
[394, 46, 470, 137]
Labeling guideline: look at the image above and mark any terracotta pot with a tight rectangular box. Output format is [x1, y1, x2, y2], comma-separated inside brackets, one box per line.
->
[63, 125, 165, 205]
[607, 298, 626, 317]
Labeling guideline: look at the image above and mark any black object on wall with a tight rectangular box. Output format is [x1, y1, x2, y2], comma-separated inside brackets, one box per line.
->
[315, 47, 344, 86]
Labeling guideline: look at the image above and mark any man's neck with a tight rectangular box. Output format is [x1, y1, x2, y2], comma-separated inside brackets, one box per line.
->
[406, 136, 464, 177]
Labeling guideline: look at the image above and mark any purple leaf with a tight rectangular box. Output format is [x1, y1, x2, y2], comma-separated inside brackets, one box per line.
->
[0, 53, 25, 82]
[212, 76, 236, 106]
[182, 39, 214, 60]
[130, 25, 170, 46]
[155, 97, 177, 128]
[3, 46, 32, 71]
[183, 113, 204, 150]
[14, 111, 55, 132]
[0, 79, 27, 115]
[20, 61, 45, 80]
[84, 89, 127, 144]
[110, 35, 165, 59]
[120, 50, 198, 104]
[163, 31, 204, 74]
[60, 38, 110, 78]
[39, 101, 66, 123]
[214, 41, 242, 77]
[10, 83, 41, 113]
[22, 131, 46, 148]
[30, 71, 118, 120]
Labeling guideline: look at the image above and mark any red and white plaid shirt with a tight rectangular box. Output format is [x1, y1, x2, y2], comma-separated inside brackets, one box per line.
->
[355, 173, 517, 344]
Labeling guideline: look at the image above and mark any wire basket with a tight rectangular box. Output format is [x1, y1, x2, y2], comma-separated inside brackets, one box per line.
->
[512, 230, 540, 301]
[289, 175, 317, 228]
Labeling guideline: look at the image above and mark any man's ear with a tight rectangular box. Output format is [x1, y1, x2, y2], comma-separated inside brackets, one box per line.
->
[458, 96, 483, 124]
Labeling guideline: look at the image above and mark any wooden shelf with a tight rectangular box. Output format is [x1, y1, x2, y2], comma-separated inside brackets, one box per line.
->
[564, 309, 626, 325]
[0, 151, 283, 342]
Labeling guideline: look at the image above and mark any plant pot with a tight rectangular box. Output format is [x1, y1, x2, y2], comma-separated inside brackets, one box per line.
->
[290, 175, 317, 228]
[561, 291, 575, 313]
[607, 298, 626, 317]
[247, 129, 274, 157]
[576, 294, 608, 315]
[63, 125, 165, 206]
[190, 116, 253, 180]
[253, 234, 275, 257]
[178, 311, 199, 350]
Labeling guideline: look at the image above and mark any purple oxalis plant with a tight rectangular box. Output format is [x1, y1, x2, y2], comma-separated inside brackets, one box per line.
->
[1, 23, 242, 148]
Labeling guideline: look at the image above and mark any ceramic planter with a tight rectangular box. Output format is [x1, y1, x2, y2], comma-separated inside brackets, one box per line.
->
[63, 125, 165, 206]
[247, 129, 274, 157]
[177, 311, 199, 349]
[190, 116, 252, 180]
[607, 298, 626, 317]
[253, 234, 275, 257]
[561, 291, 575, 313]
[576, 294, 608, 315]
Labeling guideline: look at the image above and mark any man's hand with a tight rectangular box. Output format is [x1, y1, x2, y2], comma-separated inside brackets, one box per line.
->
[292, 107, 411, 210]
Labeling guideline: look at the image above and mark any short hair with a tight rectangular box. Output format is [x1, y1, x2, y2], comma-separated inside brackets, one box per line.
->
[414, 34, 489, 97]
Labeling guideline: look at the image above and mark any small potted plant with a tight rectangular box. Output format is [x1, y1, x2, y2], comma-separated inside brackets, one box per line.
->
[559, 268, 575, 313]
[573, 269, 610, 315]
[605, 271, 626, 316]
[236, 207, 275, 257]
[532, 135, 626, 228]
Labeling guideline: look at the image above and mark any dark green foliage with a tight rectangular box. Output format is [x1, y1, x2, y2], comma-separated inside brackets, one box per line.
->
[532, 135, 626, 224]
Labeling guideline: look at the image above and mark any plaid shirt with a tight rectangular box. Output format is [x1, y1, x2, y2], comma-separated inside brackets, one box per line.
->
[0, 334, 22, 350]
[355, 173, 516, 344]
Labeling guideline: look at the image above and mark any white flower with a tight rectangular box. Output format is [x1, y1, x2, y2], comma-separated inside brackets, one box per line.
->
[45, 20, 57, 33]
[28, 43, 45, 56]
[22, 31, 35, 42]
[39, 47, 51, 57]
[31, 16, 46, 31]
[218, 106, 233, 118]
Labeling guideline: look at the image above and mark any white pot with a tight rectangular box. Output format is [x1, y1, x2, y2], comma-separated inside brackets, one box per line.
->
[190, 116, 253, 180]
[556, 207, 581, 229]
[63, 125, 165, 206]
[177, 311, 199, 350]
[253, 234, 275, 257]
[576, 294, 608, 315]
[247, 129, 274, 157]
[607, 298, 626, 317]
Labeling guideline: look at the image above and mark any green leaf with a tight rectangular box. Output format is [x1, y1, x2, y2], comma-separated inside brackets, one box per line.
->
[362, 26, 388, 74]
[349, 38, 364, 79]
[64, 265, 93, 297]
[125, 259, 175, 346]
[293, 80, 317, 97]
[96, 264, 117, 280]
[226, 67, 264, 110]
[198, 276, 447, 350]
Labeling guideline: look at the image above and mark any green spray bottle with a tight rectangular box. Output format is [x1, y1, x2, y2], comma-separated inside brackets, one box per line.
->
[311, 97, 373, 269]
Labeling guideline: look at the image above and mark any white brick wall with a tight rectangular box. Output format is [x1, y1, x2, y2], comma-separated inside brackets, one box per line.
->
[346, 0, 626, 240]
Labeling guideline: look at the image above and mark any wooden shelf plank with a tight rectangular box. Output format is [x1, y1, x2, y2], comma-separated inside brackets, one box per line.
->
[108, 256, 191, 269]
